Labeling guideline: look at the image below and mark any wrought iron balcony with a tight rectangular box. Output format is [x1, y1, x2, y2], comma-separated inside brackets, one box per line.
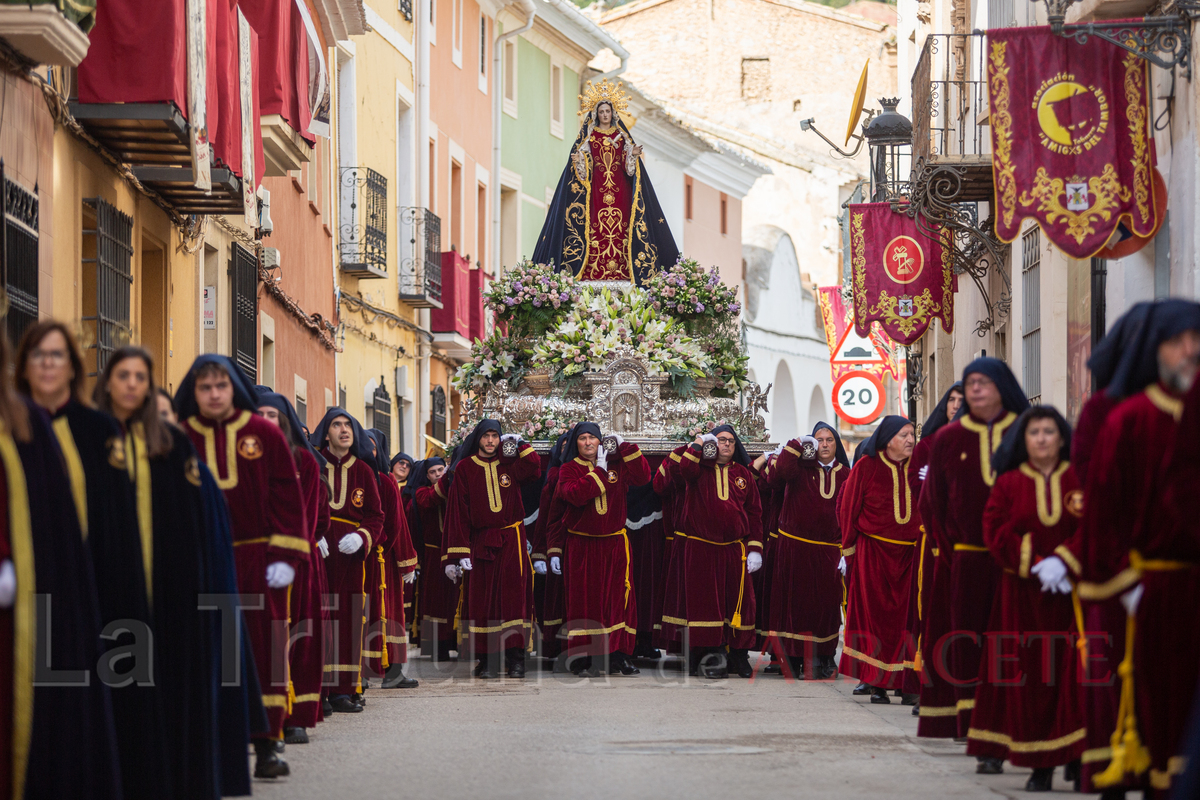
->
[339, 167, 388, 278]
[398, 207, 443, 308]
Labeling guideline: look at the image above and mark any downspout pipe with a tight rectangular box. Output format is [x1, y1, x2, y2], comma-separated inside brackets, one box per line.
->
[491, 0, 537, 278]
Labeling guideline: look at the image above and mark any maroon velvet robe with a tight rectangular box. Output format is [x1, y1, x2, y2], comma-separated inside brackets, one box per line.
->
[365, 473, 416, 675]
[763, 442, 845, 660]
[672, 445, 763, 649]
[533, 464, 566, 650]
[552, 444, 650, 655]
[444, 444, 541, 654]
[185, 410, 308, 738]
[286, 448, 327, 728]
[317, 450, 384, 695]
[652, 448, 686, 651]
[837, 451, 920, 689]
[919, 412, 1018, 733]
[1066, 384, 1197, 794]
[967, 462, 1087, 767]
[416, 476, 458, 645]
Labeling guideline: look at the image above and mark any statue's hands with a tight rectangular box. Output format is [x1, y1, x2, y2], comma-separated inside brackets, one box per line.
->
[631, 144, 644, 158]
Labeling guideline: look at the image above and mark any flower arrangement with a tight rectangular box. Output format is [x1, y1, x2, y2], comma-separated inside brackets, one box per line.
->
[644, 258, 740, 325]
[515, 410, 573, 442]
[451, 333, 531, 394]
[668, 413, 750, 442]
[484, 260, 581, 339]
[531, 286, 707, 391]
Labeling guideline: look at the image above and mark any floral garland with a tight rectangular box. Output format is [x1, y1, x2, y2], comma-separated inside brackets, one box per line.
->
[451, 332, 530, 394]
[514, 410, 573, 442]
[668, 413, 751, 442]
[644, 258, 740, 322]
[484, 259, 580, 339]
[530, 286, 707, 388]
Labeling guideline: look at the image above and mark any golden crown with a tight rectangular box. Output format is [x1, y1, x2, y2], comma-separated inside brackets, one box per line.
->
[578, 78, 630, 120]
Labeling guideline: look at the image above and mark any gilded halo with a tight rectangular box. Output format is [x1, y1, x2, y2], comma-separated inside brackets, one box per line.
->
[579, 78, 631, 120]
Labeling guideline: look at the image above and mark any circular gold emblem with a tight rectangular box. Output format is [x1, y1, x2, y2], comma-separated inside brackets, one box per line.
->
[106, 436, 127, 469]
[1066, 489, 1085, 518]
[603, 192, 616, 205]
[351, 488, 365, 507]
[184, 456, 202, 487]
[499, 473, 512, 488]
[607, 470, 619, 483]
[734, 476, 747, 490]
[882, 235, 924, 285]
[238, 436, 263, 460]
[1033, 79, 1108, 153]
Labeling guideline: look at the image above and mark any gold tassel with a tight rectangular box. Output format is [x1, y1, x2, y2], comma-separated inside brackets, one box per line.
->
[1094, 612, 1152, 787]
[1071, 589, 1089, 666]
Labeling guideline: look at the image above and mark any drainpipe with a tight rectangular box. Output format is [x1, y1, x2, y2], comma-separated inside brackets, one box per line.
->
[491, 0, 536, 277]
[417, 0, 434, 451]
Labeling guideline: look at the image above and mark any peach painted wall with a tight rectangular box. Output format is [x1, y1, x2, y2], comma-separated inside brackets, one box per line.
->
[683, 177, 743, 291]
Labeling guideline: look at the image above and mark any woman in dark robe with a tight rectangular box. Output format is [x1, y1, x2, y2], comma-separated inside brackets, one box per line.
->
[533, 82, 679, 284]
[0, 330, 120, 800]
[967, 407, 1086, 791]
[410, 458, 456, 661]
[95, 346, 231, 800]
[392, 452, 418, 642]
[14, 322, 169, 798]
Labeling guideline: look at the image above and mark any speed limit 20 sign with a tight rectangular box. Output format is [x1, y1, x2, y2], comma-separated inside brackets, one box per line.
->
[832, 370, 885, 426]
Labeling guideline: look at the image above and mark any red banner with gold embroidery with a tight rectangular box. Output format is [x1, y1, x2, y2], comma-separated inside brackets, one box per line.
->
[987, 25, 1157, 258]
[817, 286, 900, 381]
[848, 202, 955, 346]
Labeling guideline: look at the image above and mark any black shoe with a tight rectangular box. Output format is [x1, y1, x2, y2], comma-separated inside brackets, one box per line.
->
[729, 650, 753, 679]
[870, 687, 891, 704]
[701, 664, 729, 679]
[853, 681, 871, 695]
[1098, 789, 1127, 800]
[350, 691, 366, 706]
[382, 664, 419, 689]
[1024, 767, 1053, 792]
[609, 655, 640, 676]
[632, 642, 662, 660]
[321, 698, 332, 717]
[911, 700, 920, 716]
[787, 656, 806, 679]
[820, 657, 839, 679]
[762, 662, 782, 675]
[474, 660, 487, 677]
[477, 665, 498, 679]
[253, 740, 290, 779]
[508, 660, 526, 679]
[283, 727, 309, 745]
[1062, 759, 1080, 784]
[901, 693, 919, 706]
[976, 757, 1004, 775]
[328, 695, 363, 713]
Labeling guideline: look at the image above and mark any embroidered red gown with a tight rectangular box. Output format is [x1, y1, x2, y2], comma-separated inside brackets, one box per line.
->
[837, 451, 921, 689]
[552, 444, 650, 655]
[416, 474, 458, 648]
[652, 447, 687, 652]
[185, 410, 308, 738]
[763, 441, 845, 661]
[577, 126, 634, 281]
[286, 447, 328, 729]
[967, 462, 1087, 768]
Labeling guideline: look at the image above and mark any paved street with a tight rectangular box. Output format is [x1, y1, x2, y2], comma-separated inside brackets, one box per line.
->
[254, 653, 1073, 799]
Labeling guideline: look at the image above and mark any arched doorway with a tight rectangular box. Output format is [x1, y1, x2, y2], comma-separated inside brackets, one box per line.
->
[772, 360, 797, 440]
[807, 384, 828, 430]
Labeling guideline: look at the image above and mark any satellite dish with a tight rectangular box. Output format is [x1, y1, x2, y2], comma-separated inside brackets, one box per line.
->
[844, 60, 870, 146]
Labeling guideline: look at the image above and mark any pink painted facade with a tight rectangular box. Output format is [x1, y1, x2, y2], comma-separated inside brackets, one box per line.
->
[684, 175, 744, 290]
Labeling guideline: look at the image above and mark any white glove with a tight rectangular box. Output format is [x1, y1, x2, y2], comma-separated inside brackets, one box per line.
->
[1030, 556, 1067, 593]
[772, 443, 784, 457]
[838, 556, 847, 576]
[501, 433, 520, 444]
[338, 532, 364, 555]
[460, 557, 474, 571]
[612, 434, 625, 446]
[265, 561, 296, 589]
[526, 539, 533, 555]
[918, 465, 929, 481]
[533, 560, 548, 575]
[1121, 584, 1144, 615]
[445, 564, 461, 583]
[596, 446, 608, 471]
[316, 537, 330, 558]
[550, 556, 562, 575]
[0, 560, 15, 608]
[746, 552, 762, 573]
[403, 571, 417, 584]
[1054, 577, 1073, 594]
[799, 435, 818, 448]
[700, 433, 718, 445]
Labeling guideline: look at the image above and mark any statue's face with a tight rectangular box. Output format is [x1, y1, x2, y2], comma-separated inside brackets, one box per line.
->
[597, 103, 613, 126]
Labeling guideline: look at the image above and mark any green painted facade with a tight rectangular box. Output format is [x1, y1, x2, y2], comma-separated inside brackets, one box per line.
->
[501, 34, 580, 265]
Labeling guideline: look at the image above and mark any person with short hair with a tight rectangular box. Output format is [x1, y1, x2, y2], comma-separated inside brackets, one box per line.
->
[309, 407, 386, 711]
[674, 425, 763, 679]
[176, 355, 307, 778]
[837, 416, 920, 703]
[919, 358, 1030, 771]
[442, 419, 541, 678]
[550, 423, 650, 676]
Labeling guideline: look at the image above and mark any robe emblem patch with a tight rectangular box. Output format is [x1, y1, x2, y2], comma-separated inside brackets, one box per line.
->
[185, 457, 202, 487]
[607, 470, 618, 483]
[238, 436, 263, 460]
[106, 436, 127, 469]
[351, 488, 365, 507]
[499, 473, 512, 488]
[1066, 489, 1085, 517]
[734, 476, 747, 490]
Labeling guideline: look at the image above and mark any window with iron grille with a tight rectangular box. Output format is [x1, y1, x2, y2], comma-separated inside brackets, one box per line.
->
[399, 0, 412, 22]
[340, 167, 388, 275]
[424, 209, 442, 301]
[372, 380, 392, 439]
[295, 395, 307, 430]
[82, 198, 133, 376]
[230, 243, 258, 380]
[1, 164, 39, 346]
[431, 385, 447, 443]
[1021, 228, 1041, 401]
[339, 385, 347, 410]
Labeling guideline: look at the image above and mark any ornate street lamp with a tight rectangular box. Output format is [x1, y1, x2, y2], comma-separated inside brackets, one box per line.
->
[863, 98, 912, 202]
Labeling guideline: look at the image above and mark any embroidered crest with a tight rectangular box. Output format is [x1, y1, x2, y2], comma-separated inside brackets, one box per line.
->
[1066, 489, 1085, 517]
[185, 456, 202, 487]
[960, 452, 968, 460]
[607, 470, 618, 483]
[106, 436, 127, 469]
[499, 473, 512, 488]
[351, 488, 365, 507]
[734, 476, 747, 490]
[238, 436, 263, 460]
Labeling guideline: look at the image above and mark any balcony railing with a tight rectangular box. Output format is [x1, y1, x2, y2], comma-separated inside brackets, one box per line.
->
[340, 167, 388, 278]
[398, 207, 443, 308]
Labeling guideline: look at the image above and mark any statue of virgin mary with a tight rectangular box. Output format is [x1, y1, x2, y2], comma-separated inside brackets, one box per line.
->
[532, 79, 679, 285]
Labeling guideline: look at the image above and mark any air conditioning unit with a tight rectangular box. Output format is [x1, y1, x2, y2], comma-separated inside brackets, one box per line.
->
[263, 247, 281, 270]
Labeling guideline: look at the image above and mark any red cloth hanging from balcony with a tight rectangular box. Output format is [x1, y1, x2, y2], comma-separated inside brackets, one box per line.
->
[239, 0, 314, 146]
[213, 0, 241, 173]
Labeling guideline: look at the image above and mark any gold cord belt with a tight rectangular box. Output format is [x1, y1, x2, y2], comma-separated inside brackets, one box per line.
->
[953, 543, 989, 552]
[777, 529, 840, 547]
[865, 532, 918, 547]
